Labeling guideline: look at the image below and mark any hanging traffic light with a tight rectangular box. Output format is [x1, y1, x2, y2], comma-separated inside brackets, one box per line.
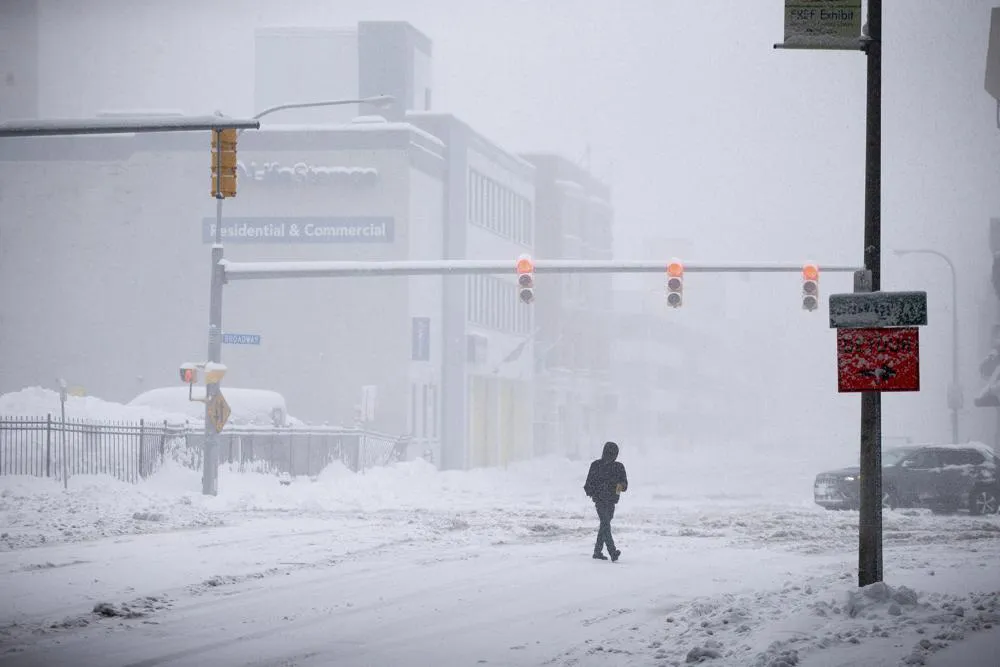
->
[802, 263, 819, 311]
[516, 254, 535, 304]
[210, 128, 238, 198]
[666, 259, 684, 308]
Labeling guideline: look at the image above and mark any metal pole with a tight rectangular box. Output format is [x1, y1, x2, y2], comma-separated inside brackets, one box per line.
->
[895, 249, 961, 443]
[0, 116, 260, 138]
[204, 130, 225, 496]
[60, 396, 67, 490]
[859, 0, 883, 588]
[951, 258, 960, 443]
[221, 259, 865, 281]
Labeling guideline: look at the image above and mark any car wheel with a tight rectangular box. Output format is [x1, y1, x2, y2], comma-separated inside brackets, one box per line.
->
[969, 485, 1000, 516]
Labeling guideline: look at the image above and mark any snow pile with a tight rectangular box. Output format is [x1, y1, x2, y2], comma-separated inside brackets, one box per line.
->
[0, 468, 221, 550]
[0, 387, 186, 424]
[638, 578, 1000, 666]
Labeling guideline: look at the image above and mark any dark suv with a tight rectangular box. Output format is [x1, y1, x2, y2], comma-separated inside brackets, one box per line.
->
[813, 443, 1000, 515]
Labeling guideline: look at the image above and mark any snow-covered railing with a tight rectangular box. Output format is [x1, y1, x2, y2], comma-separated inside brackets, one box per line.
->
[0, 417, 407, 483]
[0, 416, 174, 483]
[179, 425, 404, 475]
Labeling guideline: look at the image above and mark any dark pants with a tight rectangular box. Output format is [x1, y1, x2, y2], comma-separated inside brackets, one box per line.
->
[594, 501, 617, 554]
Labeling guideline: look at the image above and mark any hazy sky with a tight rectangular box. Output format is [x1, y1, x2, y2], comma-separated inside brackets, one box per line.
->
[28, 0, 1000, 451]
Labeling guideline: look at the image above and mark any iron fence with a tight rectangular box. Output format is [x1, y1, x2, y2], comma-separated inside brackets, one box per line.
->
[0, 416, 405, 483]
[0, 416, 172, 483]
[179, 426, 403, 475]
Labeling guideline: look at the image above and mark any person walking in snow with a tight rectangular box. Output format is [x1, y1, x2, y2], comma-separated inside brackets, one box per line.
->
[584, 441, 628, 562]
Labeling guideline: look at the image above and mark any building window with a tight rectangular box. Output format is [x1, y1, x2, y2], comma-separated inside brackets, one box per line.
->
[466, 274, 534, 335]
[467, 168, 533, 247]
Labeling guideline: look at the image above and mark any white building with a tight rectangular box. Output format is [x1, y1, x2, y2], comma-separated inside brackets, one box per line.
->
[0, 118, 447, 440]
[408, 113, 537, 470]
[520, 154, 615, 461]
[0, 20, 539, 471]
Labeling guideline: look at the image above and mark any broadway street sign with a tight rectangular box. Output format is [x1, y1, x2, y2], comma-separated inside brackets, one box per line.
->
[222, 333, 261, 345]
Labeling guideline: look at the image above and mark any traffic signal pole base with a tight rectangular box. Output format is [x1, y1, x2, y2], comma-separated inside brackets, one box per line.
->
[858, 390, 883, 587]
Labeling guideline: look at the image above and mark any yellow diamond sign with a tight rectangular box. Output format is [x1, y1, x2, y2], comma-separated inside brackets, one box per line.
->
[207, 392, 231, 432]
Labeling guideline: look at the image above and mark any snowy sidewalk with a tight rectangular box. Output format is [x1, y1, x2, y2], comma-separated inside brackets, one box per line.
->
[924, 624, 1000, 667]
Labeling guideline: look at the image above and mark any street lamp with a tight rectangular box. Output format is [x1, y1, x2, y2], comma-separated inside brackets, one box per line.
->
[200, 94, 396, 495]
[893, 248, 962, 444]
[250, 95, 396, 125]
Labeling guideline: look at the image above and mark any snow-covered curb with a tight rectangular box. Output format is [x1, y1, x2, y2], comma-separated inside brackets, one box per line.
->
[0, 474, 222, 551]
[619, 579, 1000, 666]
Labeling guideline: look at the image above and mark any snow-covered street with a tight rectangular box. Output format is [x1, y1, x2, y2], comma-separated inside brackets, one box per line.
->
[2, 449, 999, 667]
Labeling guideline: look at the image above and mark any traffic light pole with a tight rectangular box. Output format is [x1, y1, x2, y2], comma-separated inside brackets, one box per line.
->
[859, 0, 884, 588]
[219, 259, 864, 281]
[204, 130, 226, 496]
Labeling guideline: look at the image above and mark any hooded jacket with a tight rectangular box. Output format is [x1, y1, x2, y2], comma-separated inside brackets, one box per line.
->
[584, 442, 628, 504]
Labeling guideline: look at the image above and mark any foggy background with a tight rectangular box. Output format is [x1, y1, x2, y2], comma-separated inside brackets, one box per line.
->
[7, 0, 1000, 466]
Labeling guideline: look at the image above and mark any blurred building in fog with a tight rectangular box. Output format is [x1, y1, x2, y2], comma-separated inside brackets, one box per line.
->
[0, 20, 548, 471]
[0, 0, 39, 120]
[520, 154, 615, 460]
[607, 236, 757, 450]
[975, 10, 1000, 447]
[407, 112, 537, 470]
[0, 104, 447, 445]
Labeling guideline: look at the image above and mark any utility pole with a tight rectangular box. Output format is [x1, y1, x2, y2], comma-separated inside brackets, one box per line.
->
[204, 128, 237, 495]
[858, 0, 883, 587]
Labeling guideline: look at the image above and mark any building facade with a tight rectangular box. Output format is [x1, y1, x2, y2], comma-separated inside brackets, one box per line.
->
[0, 121, 447, 445]
[518, 154, 614, 460]
[407, 112, 537, 471]
[0, 18, 544, 471]
[0, 0, 39, 121]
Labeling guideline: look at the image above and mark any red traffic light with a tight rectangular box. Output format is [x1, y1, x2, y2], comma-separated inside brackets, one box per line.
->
[667, 260, 684, 277]
[802, 263, 819, 281]
[516, 256, 534, 274]
[180, 367, 196, 383]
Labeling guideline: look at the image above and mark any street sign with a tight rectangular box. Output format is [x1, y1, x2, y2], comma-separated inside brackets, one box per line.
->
[837, 327, 920, 392]
[828, 291, 927, 329]
[207, 392, 232, 432]
[222, 333, 261, 345]
[781, 0, 862, 49]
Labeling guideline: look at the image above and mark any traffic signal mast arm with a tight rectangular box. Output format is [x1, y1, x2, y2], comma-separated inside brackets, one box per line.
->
[220, 258, 863, 281]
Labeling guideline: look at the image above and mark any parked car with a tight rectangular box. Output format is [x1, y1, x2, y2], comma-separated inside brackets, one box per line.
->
[813, 443, 1000, 515]
[128, 387, 301, 428]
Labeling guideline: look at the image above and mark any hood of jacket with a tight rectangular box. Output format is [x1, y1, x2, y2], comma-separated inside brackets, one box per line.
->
[601, 441, 619, 462]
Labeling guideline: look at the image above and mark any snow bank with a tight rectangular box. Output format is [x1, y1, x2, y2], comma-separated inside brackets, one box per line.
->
[0, 466, 221, 551]
[640, 578, 1000, 667]
[0, 387, 186, 424]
